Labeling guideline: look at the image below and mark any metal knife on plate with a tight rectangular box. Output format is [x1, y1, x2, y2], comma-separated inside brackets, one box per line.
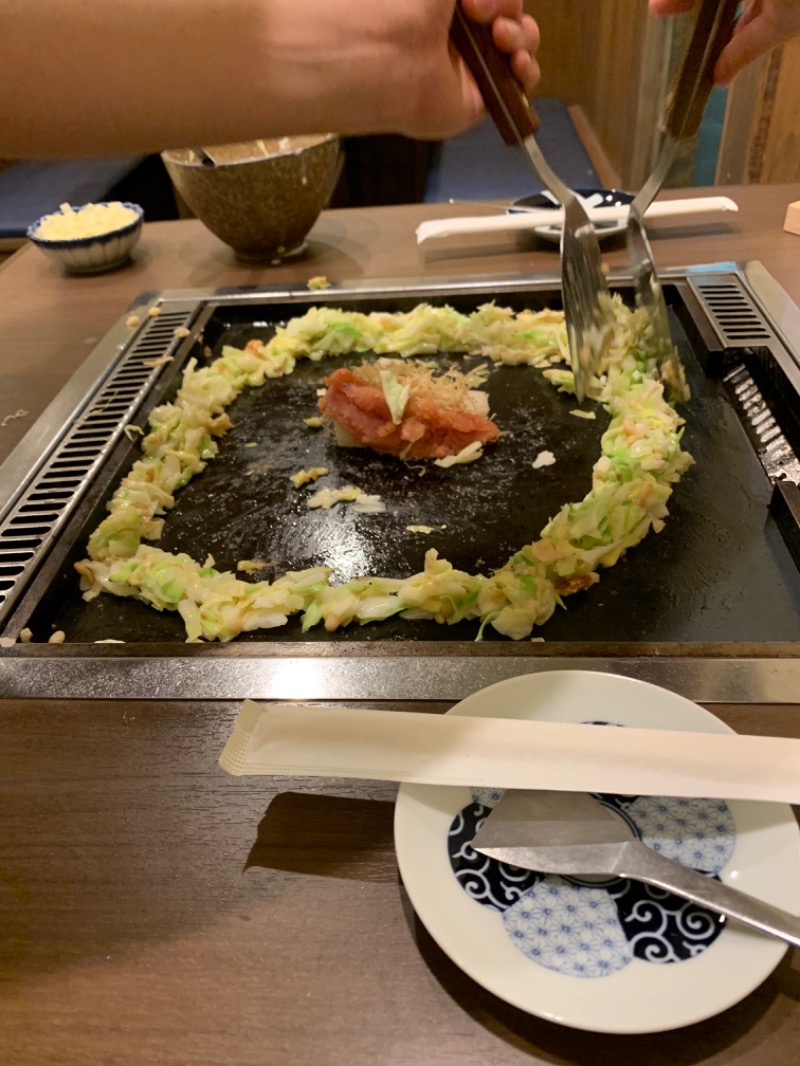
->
[471, 789, 800, 949]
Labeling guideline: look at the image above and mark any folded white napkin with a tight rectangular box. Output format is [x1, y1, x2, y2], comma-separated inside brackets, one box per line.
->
[416, 196, 739, 243]
[219, 701, 800, 803]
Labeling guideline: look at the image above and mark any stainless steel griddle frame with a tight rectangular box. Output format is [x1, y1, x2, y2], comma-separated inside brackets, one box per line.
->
[2, 260, 800, 704]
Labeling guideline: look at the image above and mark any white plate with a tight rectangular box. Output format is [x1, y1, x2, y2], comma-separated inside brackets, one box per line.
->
[394, 671, 800, 1034]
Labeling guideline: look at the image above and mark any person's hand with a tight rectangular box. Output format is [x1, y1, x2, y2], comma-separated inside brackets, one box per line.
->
[384, 0, 541, 138]
[649, 0, 800, 84]
[471, 0, 541, 96]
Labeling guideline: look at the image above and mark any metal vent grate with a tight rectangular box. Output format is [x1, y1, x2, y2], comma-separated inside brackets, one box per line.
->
[0, 309, 193, 618]
[722, 363, 800, 484]
[691, 277, 773, 346]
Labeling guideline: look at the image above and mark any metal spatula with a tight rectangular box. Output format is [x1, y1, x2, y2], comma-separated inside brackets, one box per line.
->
[627, 0, 740, 367]
[471, 789, 800, 949]
[450, 7, 613, 401]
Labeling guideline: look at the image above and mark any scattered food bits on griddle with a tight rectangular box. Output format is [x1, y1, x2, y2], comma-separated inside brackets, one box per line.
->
[307, 276, 331, 291]
[352, 493, 386, 514]
[141, 355, 174, 368]
[174, 326, 191, 339]
[0, 636, 16, 648]
[570, 409, 597, 420]
[20, 628, 33, 643]
[461, 362, 490, 387]
[306, 485, 386, 513]
[147, 306, 162, 318]
[126, 314, 141, 328]
[307, 485, 362, 509]
[237, 559, 270, 574]
[406, 525, 435, 534]
[532, 450, 556, 469]
[123, 424, 144, 441]
[303, 416, 323, 428]
[94, 638, 126, 643]
[244, 441, 258, 448]
[319, 360, 499, 460]
[74, 297, 692, 643]
[433, 441, 484, 467]
[0, 408, 29, 428]
[48, 630, 66, 645]
[290, 466, 329, 488]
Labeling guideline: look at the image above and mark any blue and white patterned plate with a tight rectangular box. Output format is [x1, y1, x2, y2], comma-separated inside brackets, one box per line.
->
[394, 672, 800, 1034]
[509, 187, 634, 243]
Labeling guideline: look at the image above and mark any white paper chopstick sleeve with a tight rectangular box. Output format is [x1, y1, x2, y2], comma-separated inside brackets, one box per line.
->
[415, 197, 738, 243]
[219, 701, 800, 804]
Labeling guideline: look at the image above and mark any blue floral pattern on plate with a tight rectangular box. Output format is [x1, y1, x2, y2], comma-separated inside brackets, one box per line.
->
[448, 789, 733, 979]
[504, 877, 632, 978]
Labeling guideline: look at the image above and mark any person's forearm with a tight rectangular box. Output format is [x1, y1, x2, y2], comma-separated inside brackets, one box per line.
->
[1, 0, 540, 158]
[0, 0, 416, 157]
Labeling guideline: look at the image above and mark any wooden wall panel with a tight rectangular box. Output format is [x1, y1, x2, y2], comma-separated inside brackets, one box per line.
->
[716, 37, 800, 185]
[526, 1, 660, 185]
[523, 0, 592, 104]
[589, 0, 650, 179]
[529, 1, 800, 189]
[714, 54, 771, 185]
[759, 38, 800, 183]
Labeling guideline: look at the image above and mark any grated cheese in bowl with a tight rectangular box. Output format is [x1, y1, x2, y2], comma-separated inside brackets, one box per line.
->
[27, 201, 144, 274]
[33, 202, 141, 240]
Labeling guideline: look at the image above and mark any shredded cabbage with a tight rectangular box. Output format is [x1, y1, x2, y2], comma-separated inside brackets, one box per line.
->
[433, 441, 484, 468]
[75, 297, 692, 642]
[379, 369, 410, 425]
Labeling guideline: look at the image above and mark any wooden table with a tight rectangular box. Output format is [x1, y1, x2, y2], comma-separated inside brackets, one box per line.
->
[1, 187, 799, 1064]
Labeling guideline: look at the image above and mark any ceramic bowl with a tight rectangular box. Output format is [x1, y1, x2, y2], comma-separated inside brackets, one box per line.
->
[162, 135, 340, 261]
[27, 202, 143, 273]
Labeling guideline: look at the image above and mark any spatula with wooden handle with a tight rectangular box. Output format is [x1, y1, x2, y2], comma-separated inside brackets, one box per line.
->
[627, 0, 740, 377]
[450, 4, 614, 402]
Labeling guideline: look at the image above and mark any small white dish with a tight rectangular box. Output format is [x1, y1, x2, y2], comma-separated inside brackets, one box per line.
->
[27, 201, 143, 274]
[511, 187, 634, 244]
[394, 671, 800, 1034]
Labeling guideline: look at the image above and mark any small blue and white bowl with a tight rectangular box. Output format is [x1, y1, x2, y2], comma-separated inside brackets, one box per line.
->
[26, 201, 144, 274]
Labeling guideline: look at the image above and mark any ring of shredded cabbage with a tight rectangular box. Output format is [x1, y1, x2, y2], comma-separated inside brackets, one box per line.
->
[74, 298, 692, 642]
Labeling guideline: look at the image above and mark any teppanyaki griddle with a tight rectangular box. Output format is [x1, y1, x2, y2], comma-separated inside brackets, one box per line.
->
[1, 264, 800, 702]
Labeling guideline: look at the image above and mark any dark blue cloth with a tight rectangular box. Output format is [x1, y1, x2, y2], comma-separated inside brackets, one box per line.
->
[424, 99, 600, 203]
[0, 158, 143, 237]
